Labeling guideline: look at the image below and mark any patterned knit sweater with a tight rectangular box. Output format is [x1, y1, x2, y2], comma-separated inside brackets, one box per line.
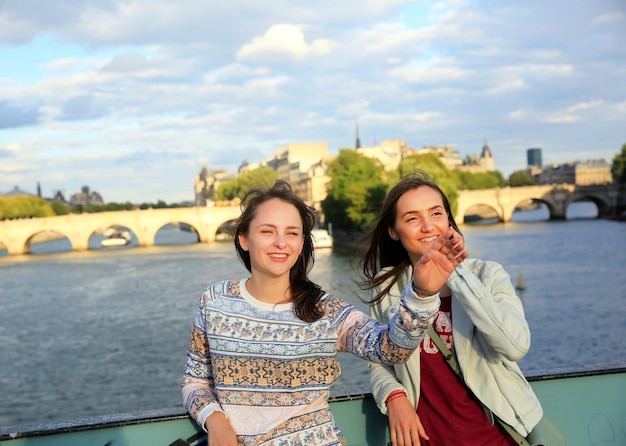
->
[182, 278, 438, 445]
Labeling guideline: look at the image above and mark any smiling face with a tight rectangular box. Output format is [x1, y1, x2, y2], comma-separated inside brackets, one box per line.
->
[388, 186, 450, 265]
[237, 198, 305, 283]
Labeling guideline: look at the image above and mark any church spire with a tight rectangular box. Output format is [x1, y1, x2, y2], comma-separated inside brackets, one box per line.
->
[355, 122, 361, 149]
[481, 140, 492, 158]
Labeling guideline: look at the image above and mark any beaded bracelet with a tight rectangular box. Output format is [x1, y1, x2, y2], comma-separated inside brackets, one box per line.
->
[411, 281, 442, 297]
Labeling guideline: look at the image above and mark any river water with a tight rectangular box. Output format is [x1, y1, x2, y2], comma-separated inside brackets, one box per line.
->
[1, 204, 625, 427]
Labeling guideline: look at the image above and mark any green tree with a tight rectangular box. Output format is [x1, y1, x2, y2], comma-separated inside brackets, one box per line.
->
[51, 201, 71, 215]
[240, 166, 278, 191]
[456, 170, 505, 190]
[611, 143, 626, 184]
[398, 153, 447, 178]
[104, 202, 134, 211]
[508, 170, 536, 187]
[216, 166, 278, 201]
[322, 149, 386, 231]
[398, 154, 459, 216]
[0, 196, 56, 219]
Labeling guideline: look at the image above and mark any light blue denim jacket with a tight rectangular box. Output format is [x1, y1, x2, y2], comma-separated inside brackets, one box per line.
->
[369, 258, 543, 436]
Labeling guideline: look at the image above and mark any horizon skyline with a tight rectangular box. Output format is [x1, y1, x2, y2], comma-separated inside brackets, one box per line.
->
[3, 142, 616, 204]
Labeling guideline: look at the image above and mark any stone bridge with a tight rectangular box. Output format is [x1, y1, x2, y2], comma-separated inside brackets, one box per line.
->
[1, 184, 623, 256]
[0, 205, 241, 256]
[455, 183, 623, 223]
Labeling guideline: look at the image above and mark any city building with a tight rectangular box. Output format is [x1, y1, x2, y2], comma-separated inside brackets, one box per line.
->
[50, 190, 68, 204]
[1, 186, 36, 197]
[527, 148, 542, 168]
[533, 159, 613, 186]
[195, 142, 332, 209]
[70, 186, 104, 206]
[414, 145, 463, 170]
[356, 139, 408, 170]
[455, 141, 495, 174]
[194, 166, 234, 205]
[1, 184, 71, 204]
[412, 142, 494, 173]
[264, 142, 331, 208]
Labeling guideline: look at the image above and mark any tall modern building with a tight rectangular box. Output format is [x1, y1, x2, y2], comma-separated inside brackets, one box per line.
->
[527, 148, 542, 168]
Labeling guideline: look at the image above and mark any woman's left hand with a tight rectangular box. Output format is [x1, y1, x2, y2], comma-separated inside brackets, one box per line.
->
[412, 227, 467, 295]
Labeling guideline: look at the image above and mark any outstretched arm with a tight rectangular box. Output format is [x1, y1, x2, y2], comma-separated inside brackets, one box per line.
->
[369, 285, 430, 446]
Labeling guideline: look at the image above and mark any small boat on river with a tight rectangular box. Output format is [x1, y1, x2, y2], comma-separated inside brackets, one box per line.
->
[101, 229, 131, 247]
[312, 228, 333, 249]
[1, 363, 624, 445]
[515, 272, 527, 291]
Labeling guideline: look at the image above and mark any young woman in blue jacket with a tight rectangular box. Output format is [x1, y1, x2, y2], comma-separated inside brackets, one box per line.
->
[360, 173, 543, 446]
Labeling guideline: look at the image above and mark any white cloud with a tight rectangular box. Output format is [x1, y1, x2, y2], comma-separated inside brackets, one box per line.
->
[389, 58, 466, 83]
[486, 79, 526, 95]
[543, 99, 605, 123]
[236, 24, 335, 62]
[544, 115, 581, 124]
[566, 100, 603, 113]
[592, 12, 624, 25]
[44, 57, 102, 72]
[508, 109, 526, 120]
[413, 111, 442, 122]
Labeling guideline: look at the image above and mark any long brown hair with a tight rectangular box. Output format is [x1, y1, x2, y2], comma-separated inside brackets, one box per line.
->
[234, 180, 324, 322]
[359, 172, 462, 305]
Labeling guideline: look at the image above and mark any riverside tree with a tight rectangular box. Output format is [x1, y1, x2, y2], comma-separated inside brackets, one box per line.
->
[508, 170, 536, 187]
[321, 149, 386, 231]
[215, 166, 277, 201]
[398, 153, 460, 216]
[0, 196, 56, 220]
[612, 143, 626, 184]
[321, 150, 513, 231]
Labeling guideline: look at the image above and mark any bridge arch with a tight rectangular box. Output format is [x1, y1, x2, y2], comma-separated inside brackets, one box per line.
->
[460, 203, 501, 223]
[152, 222, 200, 245]
[26, 230, 72, 254]
[216, 219, 238, 240]
[528, 198, 557, 221]
[567, 192, 608, 217]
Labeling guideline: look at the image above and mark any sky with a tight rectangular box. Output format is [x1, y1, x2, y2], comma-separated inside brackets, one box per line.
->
[0, 0, 625, 204]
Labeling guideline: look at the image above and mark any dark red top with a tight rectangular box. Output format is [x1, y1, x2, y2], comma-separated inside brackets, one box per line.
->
[417, 295, 517, 445]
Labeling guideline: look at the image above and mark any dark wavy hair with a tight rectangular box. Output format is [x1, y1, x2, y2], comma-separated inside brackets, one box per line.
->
[358, 171, 462, 305]
[234, 180, 324, 322]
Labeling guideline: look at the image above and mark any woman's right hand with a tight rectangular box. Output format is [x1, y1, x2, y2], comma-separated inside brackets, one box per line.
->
[204, 411, 238, 446]
[387, 396, 430, 446]
[412, 226, 467, 295]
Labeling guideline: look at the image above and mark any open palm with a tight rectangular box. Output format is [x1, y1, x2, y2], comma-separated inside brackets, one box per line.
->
[413, 227, 467, 294]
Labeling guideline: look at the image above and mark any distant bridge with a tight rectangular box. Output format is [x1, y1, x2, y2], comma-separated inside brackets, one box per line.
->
[456, 184, 623, 223]
[0, 206, 241, 256]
